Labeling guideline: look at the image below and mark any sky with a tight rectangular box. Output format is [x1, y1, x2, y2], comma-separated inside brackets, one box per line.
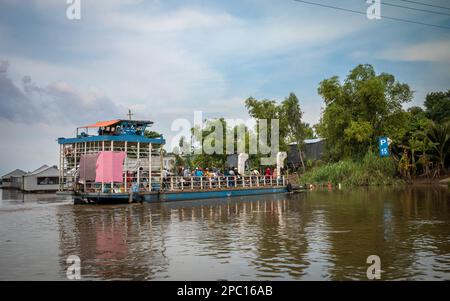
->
[0, 0, 449, 175]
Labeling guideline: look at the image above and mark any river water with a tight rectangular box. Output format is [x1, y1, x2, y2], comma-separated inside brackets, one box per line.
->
[0, 186, 449, 281]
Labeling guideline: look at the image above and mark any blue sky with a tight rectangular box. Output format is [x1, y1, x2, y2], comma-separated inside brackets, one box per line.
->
[0, 0, 450, 175]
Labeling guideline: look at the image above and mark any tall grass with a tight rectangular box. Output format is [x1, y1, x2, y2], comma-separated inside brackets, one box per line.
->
[299, 152, 404, 187]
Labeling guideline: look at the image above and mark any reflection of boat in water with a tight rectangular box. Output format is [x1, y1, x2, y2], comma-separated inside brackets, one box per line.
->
[56, 194, 296, 280]
[57, 118, 290, 204]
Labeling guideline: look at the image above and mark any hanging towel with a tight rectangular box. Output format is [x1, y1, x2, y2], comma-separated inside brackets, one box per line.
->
[79, 153, 99, 184]
[95, 151, 126, 183]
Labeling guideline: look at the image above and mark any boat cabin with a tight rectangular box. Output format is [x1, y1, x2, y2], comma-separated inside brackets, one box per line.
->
[57, 119, 166, 194]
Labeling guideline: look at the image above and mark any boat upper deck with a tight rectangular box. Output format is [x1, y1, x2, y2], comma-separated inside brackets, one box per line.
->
[57, 119, 165, 145]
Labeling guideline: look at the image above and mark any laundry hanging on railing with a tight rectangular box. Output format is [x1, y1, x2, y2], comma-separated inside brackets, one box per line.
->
[79, 153, 99, 184]
[95, 151, 126, 183]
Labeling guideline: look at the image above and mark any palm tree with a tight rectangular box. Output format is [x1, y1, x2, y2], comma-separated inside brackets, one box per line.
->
[425, 122, 450, 174]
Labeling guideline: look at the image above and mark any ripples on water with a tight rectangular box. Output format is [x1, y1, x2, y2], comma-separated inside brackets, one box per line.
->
[0, 186, 449, 280]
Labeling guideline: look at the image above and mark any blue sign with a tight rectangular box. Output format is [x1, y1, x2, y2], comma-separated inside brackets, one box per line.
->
[379, 137, 389, 157]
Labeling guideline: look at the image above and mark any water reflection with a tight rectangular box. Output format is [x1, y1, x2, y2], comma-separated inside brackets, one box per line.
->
[53, 186, 450, 280]
[1, 188, 62, 205]
[58, 205, 170, 280]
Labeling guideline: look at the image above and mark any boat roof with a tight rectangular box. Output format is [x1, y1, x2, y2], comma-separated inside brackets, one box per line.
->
[58, 135, 165, 145]
[80, 119, 121, 128]
[59, 118, 164, 145]
[79, 119, 154, 128]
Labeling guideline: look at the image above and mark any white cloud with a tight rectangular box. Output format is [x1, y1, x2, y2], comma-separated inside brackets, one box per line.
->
[211, 19, 359, 57]
[101, 8, 241, 33]
[378, 40, 450, 62]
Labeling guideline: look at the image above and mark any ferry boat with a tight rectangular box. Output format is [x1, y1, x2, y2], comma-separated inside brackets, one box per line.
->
[57, 118, 290, 204]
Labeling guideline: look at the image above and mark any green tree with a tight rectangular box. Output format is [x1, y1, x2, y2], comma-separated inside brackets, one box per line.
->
[191, 118, 229, 169]
[281, 92, 310, 171]
[316, 64, 413, 160]
[144, 130, 163, 151]
[303, 124, 315, 139]
[407, 106, 425, 117]
[344, 120, 374, 156]
[144, 130, 162, 139]
[244, 97, 288, 152]
[245, 93, 311, 169]
[424, 90, 450, 123]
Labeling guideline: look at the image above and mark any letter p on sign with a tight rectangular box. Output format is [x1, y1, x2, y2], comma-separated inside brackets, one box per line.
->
[379, 136, 389, 157]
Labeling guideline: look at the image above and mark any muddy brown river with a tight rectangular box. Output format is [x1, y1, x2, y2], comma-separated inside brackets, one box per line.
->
[0, 186, 449, 280]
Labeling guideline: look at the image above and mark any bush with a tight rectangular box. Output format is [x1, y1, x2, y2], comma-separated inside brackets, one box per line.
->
[299, 152, 404, 187]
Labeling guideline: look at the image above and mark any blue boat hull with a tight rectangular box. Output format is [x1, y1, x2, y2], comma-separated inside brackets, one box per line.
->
[159, 187, 288, 202]
[74, 187, 289, 204]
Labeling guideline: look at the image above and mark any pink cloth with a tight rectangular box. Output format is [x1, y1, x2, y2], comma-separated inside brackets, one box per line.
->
[95, 151, 126, 183]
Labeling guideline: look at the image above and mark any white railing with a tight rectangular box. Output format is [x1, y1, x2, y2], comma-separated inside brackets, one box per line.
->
[71, 175, 285, 193]
[161, 175, 286, 191]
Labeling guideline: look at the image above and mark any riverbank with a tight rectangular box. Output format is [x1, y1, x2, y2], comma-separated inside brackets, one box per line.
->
[408, 176, 450, 187]
[297, 159, 450, 188]
[298, 153, 404, 187]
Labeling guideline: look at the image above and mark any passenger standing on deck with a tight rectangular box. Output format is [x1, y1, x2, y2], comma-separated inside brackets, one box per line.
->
[162, 168, 169, 190]
[251, 169, 260, 176]
[193, 167, 201, 188]
[228, 167, 235, 187]
[234, 167, 240, 176]
[251, 169, 260, 186]
[183, 168, 190, 178]
[272, 169, 278, 185]
[265, 167, 272, 183]
[195, 168, 204, 180]
[234, 167, 241, 186]
[228, 167, 235, 176]
[209, 168, 218, 187]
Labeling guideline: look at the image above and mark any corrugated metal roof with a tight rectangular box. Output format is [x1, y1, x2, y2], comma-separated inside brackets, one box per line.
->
[289, 138, 325, 145]
[1, 169, 27, 178]
[29, 165, 49, 175]
[304, 138, 324, 144]
[80, 119, 121, 128]
[79, 119, 154, 129]
[25, 165, 58, 177]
